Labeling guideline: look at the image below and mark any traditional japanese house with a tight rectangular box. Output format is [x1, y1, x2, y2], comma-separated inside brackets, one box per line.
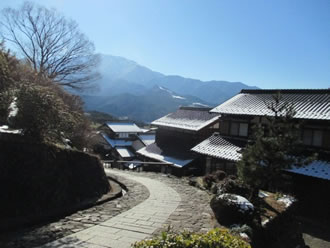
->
[192, 89, 330, 181]
[99, 122, 155, 166]
[137, 106, 220, 176]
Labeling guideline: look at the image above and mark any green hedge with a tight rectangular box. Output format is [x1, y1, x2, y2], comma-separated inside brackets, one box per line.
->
[133, 228, 251, 248]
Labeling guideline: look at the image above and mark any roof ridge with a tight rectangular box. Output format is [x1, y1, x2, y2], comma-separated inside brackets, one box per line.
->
[240, 89, 330, 94]
[179, 106, 212, 111]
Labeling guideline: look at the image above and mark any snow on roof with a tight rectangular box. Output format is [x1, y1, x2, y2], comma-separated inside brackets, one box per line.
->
[191, 133, 242, 161]
[101, 133, 132, 147]
[152, 107, 220, 132]
[137, 143, 195, 168]
[116, 147, 135, 158]
[211, 89, 330, 120]
[287, 160, 330, 181]
[138, 134, 156, 146]
[106, 122, 143, 133]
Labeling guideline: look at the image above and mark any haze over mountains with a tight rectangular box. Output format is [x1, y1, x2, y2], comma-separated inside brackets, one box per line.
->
[82, 54, 258, 122]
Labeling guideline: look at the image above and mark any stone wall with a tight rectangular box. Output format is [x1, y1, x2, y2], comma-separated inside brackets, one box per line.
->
[0, 135, 110, 223]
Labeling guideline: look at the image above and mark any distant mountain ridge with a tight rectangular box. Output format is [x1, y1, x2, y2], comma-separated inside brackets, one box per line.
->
[93, 54, 258, 103]
[82, 85, 212, 122]
[82, 54, 258, 122]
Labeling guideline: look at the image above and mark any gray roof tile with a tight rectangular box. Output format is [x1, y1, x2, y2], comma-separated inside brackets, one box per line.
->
[287, 160, 330, 181]
[137, 142, 196, 168]
[106, 122, 144, 133]
[211, 89, 330, 120]
[152, 107, 220, 131]
[191, 133, 242, 161]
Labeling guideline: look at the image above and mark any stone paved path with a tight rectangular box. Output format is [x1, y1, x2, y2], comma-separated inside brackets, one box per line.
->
[40, 170, 181, 248]
[0, 175, 149, 248]
[0, 169, 217, 248]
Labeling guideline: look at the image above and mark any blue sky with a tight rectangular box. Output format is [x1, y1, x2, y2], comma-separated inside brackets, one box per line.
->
[1, 0, 329, 89]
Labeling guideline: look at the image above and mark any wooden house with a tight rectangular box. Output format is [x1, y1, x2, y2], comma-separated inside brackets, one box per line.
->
[137, 106, 220, 176]
[192, 89, 330, 181]
[99, 122, 155, 166]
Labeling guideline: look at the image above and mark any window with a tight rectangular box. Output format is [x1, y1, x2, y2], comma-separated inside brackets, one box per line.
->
[230, 122, 239, 136]
[303, 129, 323, 147]
[211, 122, 219, 129]
[230, 122, 248, 137]
[119, 133, 129, 138]
[211, 159, 225, 172]
[239, 123, 248, 137]
[313, 130, 323, 146]
[220, 121, 230, 135]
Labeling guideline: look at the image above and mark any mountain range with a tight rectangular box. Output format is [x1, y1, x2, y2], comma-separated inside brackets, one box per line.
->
[81, 54, 258, 122]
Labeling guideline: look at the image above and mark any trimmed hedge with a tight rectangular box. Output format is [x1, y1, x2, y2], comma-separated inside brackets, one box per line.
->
[133, 228, 251, 248]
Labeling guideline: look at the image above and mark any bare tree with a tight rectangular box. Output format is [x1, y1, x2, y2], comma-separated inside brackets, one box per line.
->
[0, 2, 99, 89]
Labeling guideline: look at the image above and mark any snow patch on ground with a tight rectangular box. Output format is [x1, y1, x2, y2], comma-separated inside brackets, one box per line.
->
[0, 125, 22, 134]
[258, 191, 269, 198]
[219, 193, 254, 212]
[277, 195, 296, 208]
[8, 97, 18, 118]
[239, 232, 249, 239]
[262, 218, 271, 226]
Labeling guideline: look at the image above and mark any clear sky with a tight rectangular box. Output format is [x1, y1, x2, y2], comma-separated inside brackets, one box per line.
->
[1, 0, 330, 89]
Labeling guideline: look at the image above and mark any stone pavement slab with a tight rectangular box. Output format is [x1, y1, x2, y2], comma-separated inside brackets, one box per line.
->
[0, 174, 149, 248]
[40, 170, 181, 248]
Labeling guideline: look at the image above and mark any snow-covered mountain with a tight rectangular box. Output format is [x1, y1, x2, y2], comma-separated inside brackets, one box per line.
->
[81, 54, 258, 122]
[92, 54, 258, 103]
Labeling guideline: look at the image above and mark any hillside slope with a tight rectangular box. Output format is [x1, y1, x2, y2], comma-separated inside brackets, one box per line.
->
[82, 86, 212, 122]
[82, 54, 258, 122]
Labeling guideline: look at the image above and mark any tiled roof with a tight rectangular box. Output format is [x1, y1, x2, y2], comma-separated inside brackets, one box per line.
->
[287, 160, 330, 181]
[138, 134, 156, 146]
[152, 107, 220, 131]
[211, 89, 330, 120]
[101, 133, 132, 147]
[191, 133, 242, 162]
[106, 122, 144, 133]
[137, 143, 196, 168]
[115, 147, 135, 158]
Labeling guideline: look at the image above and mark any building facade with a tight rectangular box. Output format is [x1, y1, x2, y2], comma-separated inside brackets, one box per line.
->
[99, 122, 155, 168]
[137, 107, 220, 176]
[192, 89, 330, 180]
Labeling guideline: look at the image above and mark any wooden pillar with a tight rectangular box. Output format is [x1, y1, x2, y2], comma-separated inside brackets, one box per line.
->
[206, 156, 212, 174]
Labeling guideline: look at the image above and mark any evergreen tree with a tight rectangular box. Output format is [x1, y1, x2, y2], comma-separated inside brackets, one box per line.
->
[237, 92, 314, 199]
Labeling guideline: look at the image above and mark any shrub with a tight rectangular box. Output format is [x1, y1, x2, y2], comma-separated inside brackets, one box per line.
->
[211, 194, 254, 226]
[215, 170, 227, 181]
[0, 45, 90, 149]
[203, 170, 228, 190]
[203, 174, 216, 189]
[230, 224, 253, 242]
[133, 228, 251, 248]
[216, 178, 250, 198]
